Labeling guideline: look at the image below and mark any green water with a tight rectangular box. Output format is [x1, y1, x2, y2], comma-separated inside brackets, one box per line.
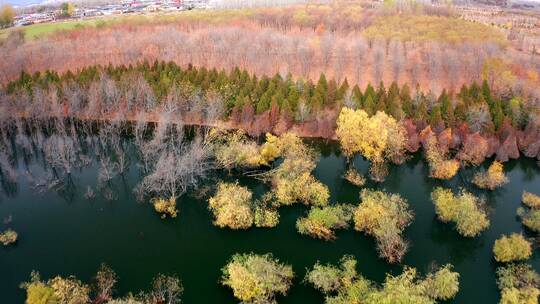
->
[1, 139, 539, 303]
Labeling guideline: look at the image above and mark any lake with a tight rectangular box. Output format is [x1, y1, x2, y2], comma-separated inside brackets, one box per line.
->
[1, 134, 539, 303]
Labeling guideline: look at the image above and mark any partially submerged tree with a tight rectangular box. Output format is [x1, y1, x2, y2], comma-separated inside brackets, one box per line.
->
[146, 274, 183, 304]
[221, 253, 294, 304]
[343, 168, 366, 187]
[425, 136, 460, 180]
[93, 263, 118, 303]
[336, 108, 407, 182]
[296, 204, 355, 241]
[305, 255, 459, 304]
[522, 191, 540, 209]
[151, 197, 178, 219]
[210, 130, 278, 170]
[21, 271, 90, 304]
[493, 234, 532, 263]
[266, 133, 330, 207]
[472, 161, 508, 190]
[137, 132, 212, 219]
[208, 182, 255, 229]
[353, 189, 413, 263]
[22, 267, 183, 304]
[497, 264, 540, 304]
[517, 191, 540, 233]
[208, 182, 279, 229]
[21, 272, 59, 304]
[431, 187, 490, 237]
[0, 228, 17, 246]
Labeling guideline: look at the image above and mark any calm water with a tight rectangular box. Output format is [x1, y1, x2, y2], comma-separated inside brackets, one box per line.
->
[1, 139, 539, 303]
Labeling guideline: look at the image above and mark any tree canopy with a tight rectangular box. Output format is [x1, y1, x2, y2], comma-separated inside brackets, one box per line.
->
[336, 108, 407, 181]
[431, 187, 490, 237]
[296, 204, 355, 241]
[0, 5, 15, 28]
[354, 189, 413, 263]
[493, 234, 532, 263]
[221, 253, 294, 304]
[305, 255, 460, 304]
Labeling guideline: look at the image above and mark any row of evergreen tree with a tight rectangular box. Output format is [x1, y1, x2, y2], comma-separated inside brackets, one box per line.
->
[5, 60, 527, 131]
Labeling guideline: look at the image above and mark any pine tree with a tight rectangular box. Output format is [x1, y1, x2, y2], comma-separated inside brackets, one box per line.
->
[352, 85, 363, 109]
[492, 99, 505, 131]
[337, 78, 349, 102]
[257, 92, 272, 114]
[400, 84, 412, 117]
[315, 73, 328, 105]
[430, 105, 443, 127]
[364, 94, 376, 116]
[326, 79, 337, 106]
[438, 89, 454, 126]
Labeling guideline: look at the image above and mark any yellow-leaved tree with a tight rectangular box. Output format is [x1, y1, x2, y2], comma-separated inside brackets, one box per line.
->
[336, 108, 407, 181]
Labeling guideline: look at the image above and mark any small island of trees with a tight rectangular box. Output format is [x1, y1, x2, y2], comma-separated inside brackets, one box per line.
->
[493, 233, 532, 263]
[221, 253, 294, 304]
[353, 189, 413, 263]
[305, 255, 460, 303]
[431, 187, 490, 237]
[0, 228, 17, 246]
[517, 191, 540, 233]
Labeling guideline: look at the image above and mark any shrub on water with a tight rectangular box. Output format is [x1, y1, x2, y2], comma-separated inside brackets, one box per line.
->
[254, 205, 279, 228]
[210, 130, 279, 170]
[472, 161, 509, 190]
[493, 234, 532, 263]
[305, 255, 459, 304]
[21, 271, 90, 304]
[522, 191, 540, 209]
[151, 197, 178, 219]
[296, 204, 355, 241]
[497, 264, 540, 304]
[422, 265, 461, 301]
[431, 187, 490, 237]
[208, 182, 254, 230]
[221, 253, 294, 304]
[517, 191, 540, 233]
[267, 133, 330, 207]
[425, 136, 460, 180]
[21, 266, 182, 304]
[343, 168, 366, 187]
[336, 108, 407, 182]
[517, 207, 540, 233]
[0, 228, 17, 246]
[353, 189, 413, 263]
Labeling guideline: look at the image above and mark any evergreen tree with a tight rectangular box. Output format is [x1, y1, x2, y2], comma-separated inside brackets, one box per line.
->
[326, 79, 337, 106]
[430, 105, 443, 127]
[438, 89, 454, 126]
[364, 94, 376, 116]
[315, 73, 328, 105]
[352, 85, 363, 109]
[400, 84, 412, 117]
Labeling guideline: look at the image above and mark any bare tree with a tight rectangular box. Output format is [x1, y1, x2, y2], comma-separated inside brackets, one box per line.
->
[147, 274, 183, 304]
[391, 40, 404, 83]
[297, 42, 314, 78]
[93, 263, 117, 302]
[333, 42, 347, 84]
[136, 136, 212, 202]
[352, 38, 367, 85]
[373, 44, 385, 83]
[320, 33, 335, 71]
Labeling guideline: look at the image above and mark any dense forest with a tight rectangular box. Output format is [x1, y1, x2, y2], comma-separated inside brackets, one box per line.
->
[2, 61, 539, 166]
